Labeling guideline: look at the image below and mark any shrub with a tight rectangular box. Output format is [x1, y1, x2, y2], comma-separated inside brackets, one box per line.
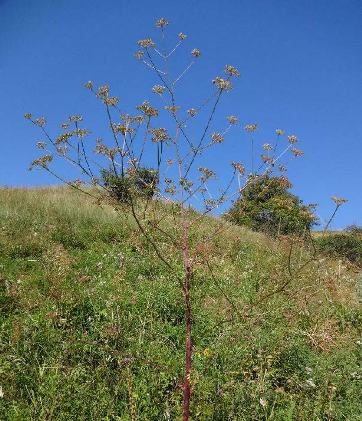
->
[225, 175, 316, 236]
[101, 167, 159, 204]
[316, 233, 362, 267]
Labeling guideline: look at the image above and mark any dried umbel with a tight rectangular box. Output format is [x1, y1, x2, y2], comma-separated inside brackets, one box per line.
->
[191, 48, 201, 58]
[275, 129, 284, 136]
[263, 143, 273, 151]
[134, 50, 144, 60]
[288, 135, 298, 144]
[331, 196, 348, 206]
[227, 115, 238, 125]
[149, 128, 170, 143]
[35, 117, 46, 127]
[198, 167, 215, 181]
[232, 161, 245, 175]
[165, 105, 180, 115]
[291, 148, 304, 157]
[211, 133, 224, 144]
[155, 17, 169, 28]
[261, 155, 274, 165]
[137, 38, 155, 48]
[187, 108, 197, 117]
[212, 77, 232, 91]
[84, 80, 93, 89]
[244, 123, 257, 132]
[137, 101, 159, 117]
[224, 65, 240, 77]
[36, 141, 46, 149]
[152, 85, 166, 95]
[178, 32, 187, 40]
[30, 154, 53, 169]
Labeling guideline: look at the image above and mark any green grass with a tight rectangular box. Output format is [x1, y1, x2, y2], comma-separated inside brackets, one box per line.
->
[0, 187, 361, 420]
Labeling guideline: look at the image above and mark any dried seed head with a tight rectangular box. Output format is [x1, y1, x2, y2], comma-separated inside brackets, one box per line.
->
[136, 101, 159, 117]
[291, 147, 303, 157]
[288, 135, 298, 144]
[24, 113, 32, 120]
[36, 141, 46, 149]
[212, 77, 232, 91]
[152, 85, 166, 95]
[187, 108, 197, 117]
[155, 17, 169, 28]
[30, 154, 53, 169]
[149, 128, 170, 143]
[178, 32, 187, 40]
[275, 129, 284, 136]
[191, 48, 201, 58]
[263, 143, 273, 151]
[69, 115, 83, 122]
[225, 65, 240, 77]
[232, 162, 245, 175]
[104, 96, 119, 106]
[35, 117, 46, 127]
[278, 164, 287, 172]
[331, 196, 348, 206]
[261, 154, 274, 164]
[134, 50, 144, 60]
[61, 123, 70, 129]
[84, 81, 93, 89]
[244, 123, 257, 132]
[211, 133, 224, 144]
[137, 38, 155, 48]
[165, 105, 180, 115]
[227, 115, 238, 125]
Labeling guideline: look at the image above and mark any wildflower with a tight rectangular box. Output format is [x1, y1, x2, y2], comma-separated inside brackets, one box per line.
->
[244, 123, 257, 132]
[263, 143, 273, 151]
[187, 108, 197, 117]
[35, 117, 46, 127]
[198, 166, 215, 181]
[165, 105, 180, 115]
[178, 32, 187, 40]
[191, 48, 201, 58]
[149, 128, 170, 143]
[36, 141, 46, 149]
[227, 115, 238, 125]
[211, 132, 224, 143]
[137, 38, 155, 48]
[30, 154, 53, 169]
[213, 77, 232, 91]
[225, 64, 240, 77]
[232, 161, 245, 175]
[155, 17, 169, 28]
[84, 80, 93, 89]
[134, 50, 144, 60]
[24, 113, 32, 120]
[136, 101, 159, 117]
[152, 85, 165, 95]
[331, 196, 348, 206]
[276, 128, 284, 136]
[104, 96, 119, 106]
[291, 147, 304, 157]
[69, 115, 83, 122]
[288, 134, 298, 144]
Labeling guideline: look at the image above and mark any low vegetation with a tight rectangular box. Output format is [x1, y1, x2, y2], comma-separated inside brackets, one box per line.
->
[0, 187, 361, 420]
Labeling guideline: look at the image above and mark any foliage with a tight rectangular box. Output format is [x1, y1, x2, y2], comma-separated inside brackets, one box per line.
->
[225, 175, 316, 236]
[101, 167, 159, 204]
[0, 188, 361, 420]
[316, 230, 362, 268]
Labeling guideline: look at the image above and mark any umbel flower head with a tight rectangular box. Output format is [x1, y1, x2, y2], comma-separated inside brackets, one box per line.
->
[137, 38, 155, 48]
[211, 133, 224, 144]
[232, 162, 245, 175]
[155, 17, 169, 28]
[227, 115, 238, 125]
[149, 128, 170, 143]
[191, 48, 201, 58]
[224, 65, 240, 77]
[291, 148, 304, 157]
[331, 196, 348, 206]
[244, 123, 257, 132]
[178, 32, 187, 40]
[212, 77, 232, 91]
[136, 101, 159, 117]
[275, 129, 284, 136]
[152, 85, 165, 95]
[288, 135, 298, 144]
[187, 108, 197, 117]
[263, 143, 273, 151]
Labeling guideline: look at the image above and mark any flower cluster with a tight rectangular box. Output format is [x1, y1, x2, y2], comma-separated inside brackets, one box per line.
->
[232, 162, 245, 175]
[84, 81, 93, 89]
[291, 148, 303, 157]
[165, 105, 180, 115]
[191, 48, 201, 58]
[263, 143, 273, 151]
[198, 167, 215, 181]
[35, 117, 46, 127]
[155, 17, 169, 28]
[261, 154, 274, 165]
[331, 196, 348, 206]
[30, 154, 53, 169]
[137, 38, 155, 48]
[227, 115, 238, 125]
[211, 133, 224, 143]
[112, 123, 134, 135]
[178, 32, 187, 40]
[187, 108, 197, 117]
[134, 50, 144, 60]
[149, 128, 170, 143]
[152, 85, 165, 95]
[244, 123, 257, 132]
[212, 77, 232, 91]
[288, 135, 298, 144]
[275, 129, 284, 136]
[69, 115, 83, 122]
[224, 65, 240, 77]
[137, 101, 159, 117]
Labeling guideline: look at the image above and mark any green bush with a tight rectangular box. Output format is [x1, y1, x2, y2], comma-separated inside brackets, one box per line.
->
[316, 233, 362, 267]
[101, 167, 159, 204]
[225, 175, 316, 236]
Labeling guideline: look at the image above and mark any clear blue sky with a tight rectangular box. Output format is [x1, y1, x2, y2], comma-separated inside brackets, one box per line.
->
[1, 0, 361, 229]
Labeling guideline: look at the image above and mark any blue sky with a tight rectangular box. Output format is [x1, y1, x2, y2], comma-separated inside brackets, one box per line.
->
[1, 0, 361, 229]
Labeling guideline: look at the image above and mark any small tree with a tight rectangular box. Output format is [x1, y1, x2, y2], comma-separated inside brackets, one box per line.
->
[226, 174, 317, 236]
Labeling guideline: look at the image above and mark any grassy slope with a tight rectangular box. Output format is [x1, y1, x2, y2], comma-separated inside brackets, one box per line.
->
[0, 187, 361, 420]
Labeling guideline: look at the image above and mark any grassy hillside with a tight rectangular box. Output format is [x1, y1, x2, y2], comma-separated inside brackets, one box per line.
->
[0, 187, 361, 420]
